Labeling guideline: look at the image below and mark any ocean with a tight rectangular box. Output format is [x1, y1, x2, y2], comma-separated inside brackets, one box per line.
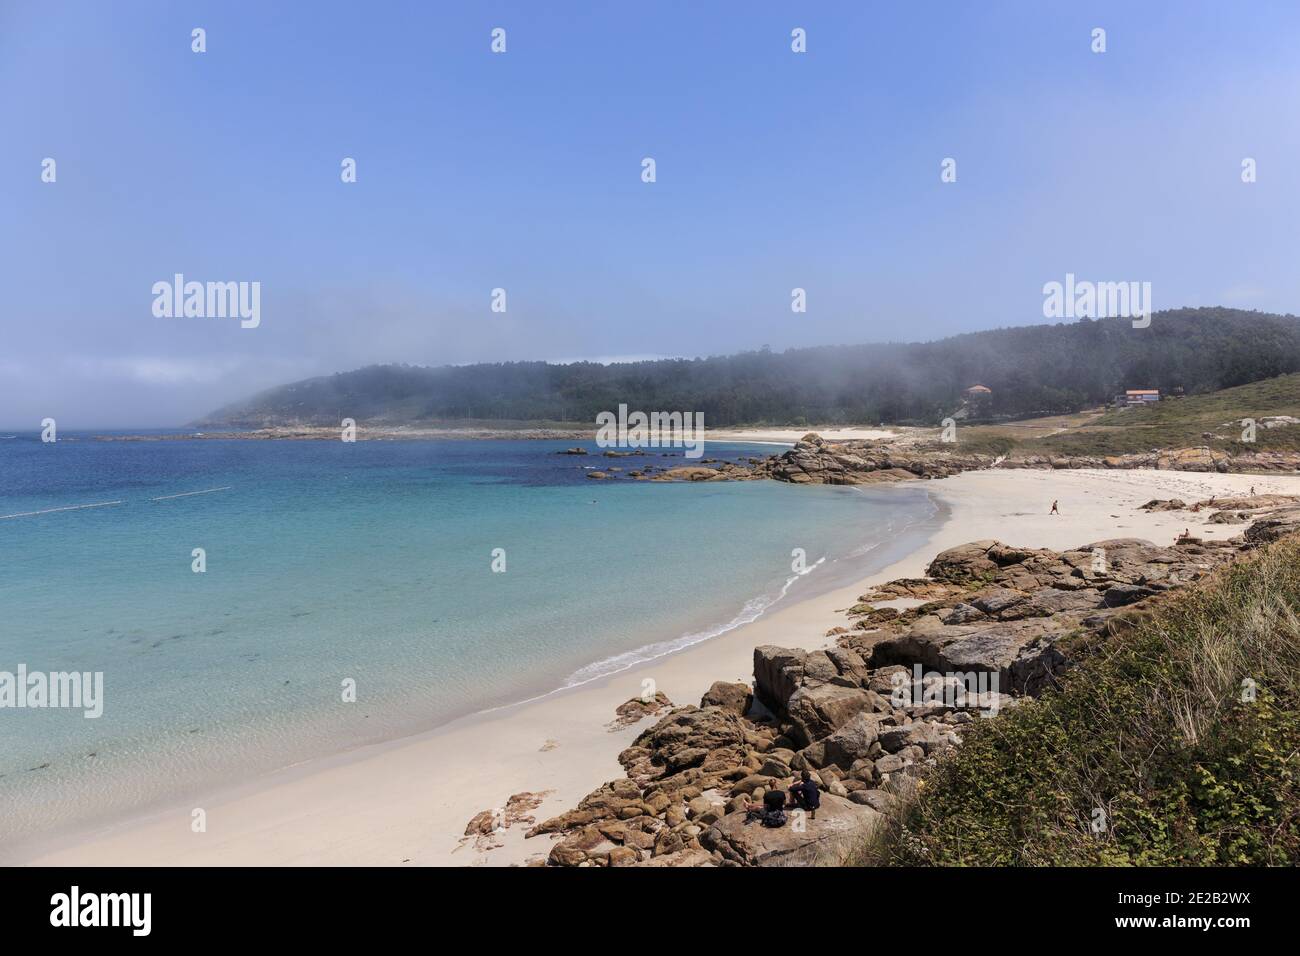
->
[0, 433, 940, 845]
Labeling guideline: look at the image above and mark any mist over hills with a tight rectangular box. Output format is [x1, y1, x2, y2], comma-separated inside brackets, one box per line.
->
[197, 308, 1300, 429]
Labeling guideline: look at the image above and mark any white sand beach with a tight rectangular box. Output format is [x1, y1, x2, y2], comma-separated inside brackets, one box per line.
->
[11, 467, 1300, 867]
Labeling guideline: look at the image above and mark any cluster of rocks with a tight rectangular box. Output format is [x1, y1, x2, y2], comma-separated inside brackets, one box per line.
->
[752, 436, 1300, 485]
[573, 431, 1300, 486]
[991, 446, 1300, 474]
[585, 458, 767, 482]
[1140, 494, 1300, 527]
[525, 655, 967, 867]
[839, 534, 1252, 696]
[607, 691, 673, 730]
[998, 447, 1235, 472]
[504, 495, 1300, 867]
[755, 433, 995, 484]
[460, 791, 552, 852]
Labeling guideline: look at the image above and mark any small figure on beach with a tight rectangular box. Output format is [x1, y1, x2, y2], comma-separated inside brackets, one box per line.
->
[1176, 527, 1191, 544]
[1049, 500, 1059, 515]
[787, 770, 821, 818]
[1250, 485, 1256, 496]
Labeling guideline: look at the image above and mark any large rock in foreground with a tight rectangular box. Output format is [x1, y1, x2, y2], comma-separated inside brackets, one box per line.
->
[701, 794, 882, 866]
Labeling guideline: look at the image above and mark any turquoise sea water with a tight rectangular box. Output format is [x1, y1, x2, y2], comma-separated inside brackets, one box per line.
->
[0, 435, 939, 845]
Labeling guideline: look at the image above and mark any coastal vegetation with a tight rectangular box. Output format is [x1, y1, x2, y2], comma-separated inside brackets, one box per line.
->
[198, 308, 1300, 429]
[857, 531, 1300, 866]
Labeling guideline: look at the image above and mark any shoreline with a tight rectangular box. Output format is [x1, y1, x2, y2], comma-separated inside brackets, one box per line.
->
[11, 467, 1300, 866]
[2, 484, 941, 865]
[77, 425, 888, 445]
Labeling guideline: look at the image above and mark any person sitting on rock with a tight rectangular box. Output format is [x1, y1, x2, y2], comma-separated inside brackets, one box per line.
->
[744, 788, 788, 828]
[787, 770, 821, 817]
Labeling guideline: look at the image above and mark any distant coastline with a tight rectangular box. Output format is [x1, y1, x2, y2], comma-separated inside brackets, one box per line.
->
[91, 424, 897, 444]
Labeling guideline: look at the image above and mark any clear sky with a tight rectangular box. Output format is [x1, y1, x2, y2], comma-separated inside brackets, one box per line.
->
[4, 1, 1300, 427]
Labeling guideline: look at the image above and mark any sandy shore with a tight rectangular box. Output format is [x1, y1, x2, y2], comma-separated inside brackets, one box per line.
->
[11, 467, 1300, 867]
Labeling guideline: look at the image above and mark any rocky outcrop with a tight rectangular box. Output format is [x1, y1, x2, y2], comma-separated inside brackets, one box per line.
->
[753, 435, 1300, 486]
[700, 681, 753, 716]
[608, 691, 673, 730]
[998, 447, 1300, 474]
[460, 791, 553, 851]
[585, 433, 1300, 487]
[700, 794, 882, 866]
[649, 463, 761, 482]
[528, 497, 1300, 866]
[756, 433, 995, 484]
[848, 535, 1246, 694]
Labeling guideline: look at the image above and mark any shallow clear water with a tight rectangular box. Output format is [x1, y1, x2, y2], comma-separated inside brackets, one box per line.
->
[0, 434, 938, 843]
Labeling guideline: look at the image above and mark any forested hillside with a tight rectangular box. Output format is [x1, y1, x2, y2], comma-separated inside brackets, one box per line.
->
[198, 308, 1300, 428]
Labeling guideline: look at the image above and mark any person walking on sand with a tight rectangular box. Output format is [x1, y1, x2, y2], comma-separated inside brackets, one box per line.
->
[1050, 500, 1059, 515]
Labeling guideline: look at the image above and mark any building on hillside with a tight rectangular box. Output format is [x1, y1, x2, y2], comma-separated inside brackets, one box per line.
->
[958, 383, 992, 419]
[1116, 389, 1160, 406]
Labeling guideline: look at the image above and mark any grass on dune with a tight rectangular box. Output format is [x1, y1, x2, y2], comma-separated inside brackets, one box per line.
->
[854, 533, 1300, 866]
[1029, 373, 1300, 457]
[937, 373, 1300, 459]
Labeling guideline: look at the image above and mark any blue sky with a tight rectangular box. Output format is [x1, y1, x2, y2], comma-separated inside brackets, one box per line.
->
[4, 0, 1300, 426]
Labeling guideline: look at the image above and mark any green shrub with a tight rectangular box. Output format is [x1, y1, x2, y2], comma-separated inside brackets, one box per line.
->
[858, 536, 1300, 866]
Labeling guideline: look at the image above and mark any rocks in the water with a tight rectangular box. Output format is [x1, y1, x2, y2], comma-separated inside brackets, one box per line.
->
[650, 463, 761, 482]
[557, 447, 588, 455]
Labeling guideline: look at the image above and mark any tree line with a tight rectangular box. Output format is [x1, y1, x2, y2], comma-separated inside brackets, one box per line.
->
[200, 308, 1300, 427]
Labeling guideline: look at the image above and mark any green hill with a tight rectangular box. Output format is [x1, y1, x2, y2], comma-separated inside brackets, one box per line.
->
[198, 307, 1300, 429]
[994, 373, 1300, 457]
